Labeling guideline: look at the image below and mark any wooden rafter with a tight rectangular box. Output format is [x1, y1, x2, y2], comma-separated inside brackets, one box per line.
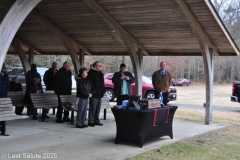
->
[14, 37, 42, 55]
[30, 10, 91, 55]
[83, 0, 149, 56]
[205, 0, 240, 56]
[174, 0, 219, 56]
[11, 39, 31, 73]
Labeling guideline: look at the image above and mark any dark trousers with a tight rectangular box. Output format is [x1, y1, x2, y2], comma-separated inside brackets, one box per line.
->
[154, 91, 169, 106]
[88, 97, 101, 123]
[56, 96, 69, 120]
[15, 106, 24, 115]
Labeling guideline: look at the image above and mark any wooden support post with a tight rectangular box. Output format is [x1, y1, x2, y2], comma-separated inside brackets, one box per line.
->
[11, 39, 30, 74]
[175, 0, 217, 125]
[0, 0, 41, 69]
[78, 49, 84, 68]
[202, 47, 214, 125]
[28, 49, 33, 65]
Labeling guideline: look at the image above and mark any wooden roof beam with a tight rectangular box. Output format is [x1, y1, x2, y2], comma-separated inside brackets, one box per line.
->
[30, 10, 91, 55]
[205, 0, 240, 56]
[14, 37, 42, 55]
[83, 0, 149, 56]
[174, 0, 219, 56]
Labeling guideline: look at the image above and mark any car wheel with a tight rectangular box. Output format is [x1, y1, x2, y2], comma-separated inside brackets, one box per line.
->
[146, 91, 155, 99]
[105, 89, 115, 101]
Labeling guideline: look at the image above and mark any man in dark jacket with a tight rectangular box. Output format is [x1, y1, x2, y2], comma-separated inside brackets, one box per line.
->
[9, 77, 24, 115]
[0, 63, 9, 98]
[25, 64, 41, 115]
[43, 62, 58, 90]
[26, 64, 41, 86]
[112, 63, 135, 97]
[24, 74, 47, 120]
[54, 62, 72, 123]
[87, 61, 105, 126]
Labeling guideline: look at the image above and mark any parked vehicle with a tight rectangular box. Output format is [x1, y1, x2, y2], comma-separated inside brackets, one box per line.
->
[230, 81, 240, 102]
[104, 73, 177, 102]
[173, 78, 191, 86]
[6, 67, 76, 89]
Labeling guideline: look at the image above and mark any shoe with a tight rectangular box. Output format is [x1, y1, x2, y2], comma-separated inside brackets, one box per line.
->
[55, 119, 64, 123]
[32, 115, 37, 120]
[63, 118, 71, 122]
[95, 122, 103, 126]
[83, 124, 88, 128]
[88, 123, 95, 127]
[44, 115, 50, 119]
[76, 125, 84, 128]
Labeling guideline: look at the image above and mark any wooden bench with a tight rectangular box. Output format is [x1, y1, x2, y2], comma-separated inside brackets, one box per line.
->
[7, 91, 31, 108]
[30, 93, 59, 122]
[60, 94, 112, 125]
[0, 98, 28, 136]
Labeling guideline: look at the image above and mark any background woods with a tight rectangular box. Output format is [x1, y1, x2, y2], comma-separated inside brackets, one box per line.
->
[4, 0, 240, 83]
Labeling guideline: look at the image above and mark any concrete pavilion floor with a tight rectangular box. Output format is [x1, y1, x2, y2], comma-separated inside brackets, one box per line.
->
[0, 108, 228, 160]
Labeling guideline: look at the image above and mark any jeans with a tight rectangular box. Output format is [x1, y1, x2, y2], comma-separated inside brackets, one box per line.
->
[76, 98, 88, 126]
[88, 97, 101, 123]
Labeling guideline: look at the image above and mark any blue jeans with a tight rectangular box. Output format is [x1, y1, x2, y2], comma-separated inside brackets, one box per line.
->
[88, 97, 101, 123]
[76, 98, 88, 126]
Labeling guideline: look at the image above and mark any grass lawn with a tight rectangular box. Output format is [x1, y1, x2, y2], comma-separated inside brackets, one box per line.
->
[125, 108, 240, 160]
[125, 125, 240, 160]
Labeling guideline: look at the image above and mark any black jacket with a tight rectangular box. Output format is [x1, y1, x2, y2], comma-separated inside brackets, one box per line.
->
[76, 75, 91, 99]
[87, 69, 105, 98]
[54, 67, 72, 95]
[43, 68, 58, 90]
[24, 81, 43, 104]
[9, 81, 23, 91]
[26, 69, 41, 86]
[112, 71, 135, 97]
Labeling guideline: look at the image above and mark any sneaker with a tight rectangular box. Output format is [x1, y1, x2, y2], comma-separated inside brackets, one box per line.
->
[88, 123, 95, 127]
[63, 118, 71, 122]
[55, 119, 64, 123]
[83, 124, 88, 128]
[32, 115, 37, 120]
[95, 122, 103, 126]
[76, 125, 84, 128]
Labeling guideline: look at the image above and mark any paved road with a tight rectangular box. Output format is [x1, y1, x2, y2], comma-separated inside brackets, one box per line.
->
[172, 103, 240, 113]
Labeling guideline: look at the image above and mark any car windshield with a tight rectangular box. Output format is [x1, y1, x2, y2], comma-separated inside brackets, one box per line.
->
[177, 79, 184, 81]
[142, 76, 152, 84]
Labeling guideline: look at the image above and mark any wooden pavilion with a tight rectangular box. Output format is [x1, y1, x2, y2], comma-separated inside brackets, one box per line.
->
[0, 0, 239, 124]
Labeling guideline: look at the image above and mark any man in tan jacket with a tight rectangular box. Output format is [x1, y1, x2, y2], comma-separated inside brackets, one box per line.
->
[152, 61, 172, 106]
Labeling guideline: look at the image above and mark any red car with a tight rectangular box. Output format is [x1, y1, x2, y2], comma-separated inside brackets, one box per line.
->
[173, 78, 191, 86]
[104, 73, 177, 102]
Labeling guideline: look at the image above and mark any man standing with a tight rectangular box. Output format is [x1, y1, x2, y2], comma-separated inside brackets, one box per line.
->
[43, 62, 58, 90]
[54, 62, 72, 123]
[26, 64, 41, 86]
[0, 63, 9, 98]
[112, 63, 135, 97]
[152, 61, 172, 106]
[87, 61, 105, 127]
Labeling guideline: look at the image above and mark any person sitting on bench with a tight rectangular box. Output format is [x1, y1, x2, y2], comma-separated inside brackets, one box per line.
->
[24, 74, 47, 120]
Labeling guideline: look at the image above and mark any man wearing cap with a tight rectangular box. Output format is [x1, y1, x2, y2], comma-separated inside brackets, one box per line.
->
[112, 63, 135, 98]
[26, 64, 41, 86]
[24, 74, 47, 120]
[25, 63, 41, 115]
[152, 61, 172, 106]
